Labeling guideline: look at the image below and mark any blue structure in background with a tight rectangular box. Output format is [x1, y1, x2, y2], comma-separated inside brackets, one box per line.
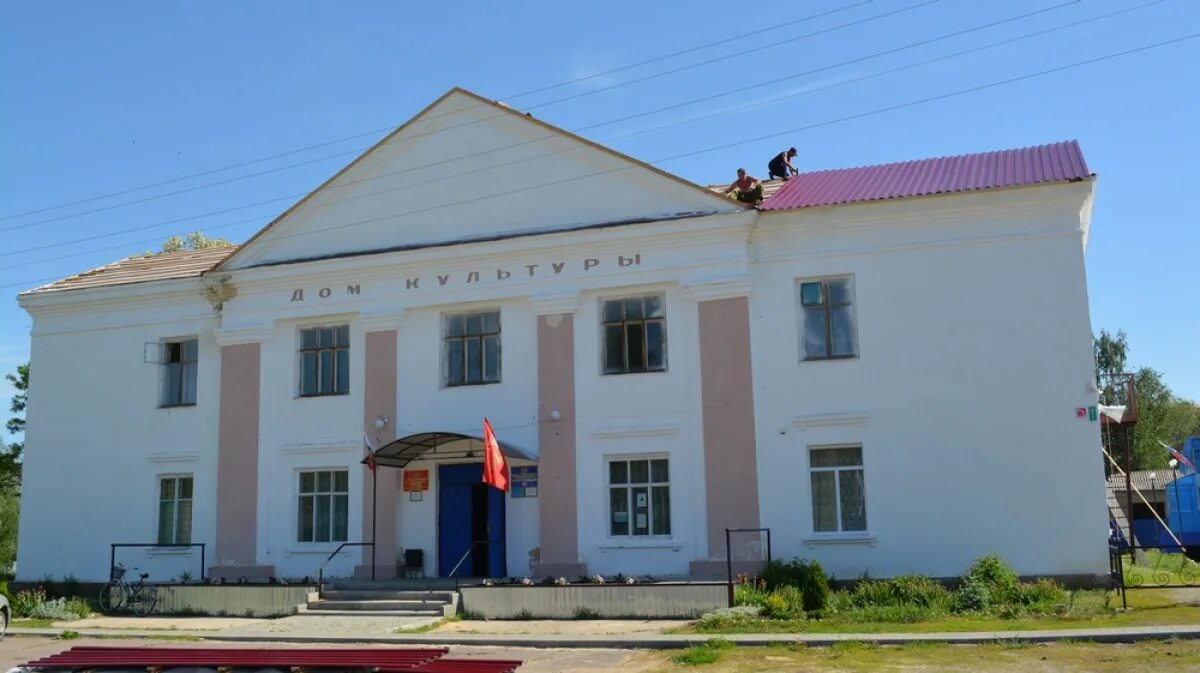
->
[1165, 437, 1200, 550]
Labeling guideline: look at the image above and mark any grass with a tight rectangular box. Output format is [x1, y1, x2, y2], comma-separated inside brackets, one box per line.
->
[672, 639, 736, 666]
[646, 640, 1200, 672]
[1123, 549, 1200, 587]
[13, 618, 57, 628]
[680, 591, 1200, 635]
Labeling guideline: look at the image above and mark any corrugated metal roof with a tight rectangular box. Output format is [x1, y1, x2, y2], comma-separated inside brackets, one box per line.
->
[27, 246, 236, 294]
[1108, 469, 1182, 494]
[760, 140, 1091, 211]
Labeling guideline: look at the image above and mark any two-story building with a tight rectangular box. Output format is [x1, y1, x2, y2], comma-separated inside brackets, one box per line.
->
[15, 88, 1107, 583]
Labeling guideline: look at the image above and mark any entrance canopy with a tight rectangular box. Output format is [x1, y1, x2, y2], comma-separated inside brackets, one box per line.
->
[366, 431, 537, 469]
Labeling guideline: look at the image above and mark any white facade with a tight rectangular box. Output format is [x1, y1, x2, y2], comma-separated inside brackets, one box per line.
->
[15, 89, 1106, 583]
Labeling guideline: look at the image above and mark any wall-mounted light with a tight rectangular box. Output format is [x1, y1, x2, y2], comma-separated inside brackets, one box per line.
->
[374, 415, 389, 430]
[550, 409, 561, 422]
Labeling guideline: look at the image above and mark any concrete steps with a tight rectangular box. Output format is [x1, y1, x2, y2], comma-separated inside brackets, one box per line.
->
[299, 584, 459, 618]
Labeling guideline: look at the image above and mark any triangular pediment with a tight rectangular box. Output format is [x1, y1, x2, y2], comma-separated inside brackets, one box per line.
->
[219, 88, 743, 270]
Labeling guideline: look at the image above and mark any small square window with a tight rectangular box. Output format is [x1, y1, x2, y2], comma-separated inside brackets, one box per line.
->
[444, 310, 501, 387]
[602, 295, 667, 375]
[299, 326, 350, 396]
[809, 446, 867, 533]
[799, 278, 857, 360]
[160, 338, 198, 408]
[608, 456, 670, 537]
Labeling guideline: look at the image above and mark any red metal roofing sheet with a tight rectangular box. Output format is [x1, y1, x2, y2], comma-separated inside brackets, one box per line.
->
[760, 140, 1090, 211]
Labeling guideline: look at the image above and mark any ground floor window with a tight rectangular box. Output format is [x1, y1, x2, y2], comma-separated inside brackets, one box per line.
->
[608, 457, 670, 536]
[298, 470, 349, 543]
[809, 446, 867, 533]
[157, 475, 193, 545]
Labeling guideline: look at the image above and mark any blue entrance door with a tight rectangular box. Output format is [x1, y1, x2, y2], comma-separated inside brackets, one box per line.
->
[438, 463, 506, 577]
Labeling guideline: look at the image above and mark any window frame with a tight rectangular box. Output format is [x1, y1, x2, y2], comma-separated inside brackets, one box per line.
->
[156, 474, 194, 545]
[807, 444, 868, 535]
[797, 276, 858, 361]
[600, 294, 668, 376]
[442, 309, 502, 387]
[605, 455, 672, 538]
[297, 325, 351, 398]
[159, 338, 198, 408]
[296, 468, 350, 544]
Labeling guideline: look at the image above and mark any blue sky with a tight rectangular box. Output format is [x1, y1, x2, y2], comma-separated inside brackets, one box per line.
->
[2, 0, 1198, 427]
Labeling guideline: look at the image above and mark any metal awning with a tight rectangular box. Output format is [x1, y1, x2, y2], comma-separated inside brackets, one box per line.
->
[365, 431, 537, 469]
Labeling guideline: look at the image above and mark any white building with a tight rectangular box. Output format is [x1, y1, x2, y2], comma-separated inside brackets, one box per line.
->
[15, 88, 1107, 584]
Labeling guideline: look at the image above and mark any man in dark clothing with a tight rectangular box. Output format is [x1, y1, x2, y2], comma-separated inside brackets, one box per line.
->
[768, 147, 799, 180]
[724, 168, 764, 205]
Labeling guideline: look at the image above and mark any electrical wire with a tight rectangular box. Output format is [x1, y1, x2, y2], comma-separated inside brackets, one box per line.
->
[0, 0, 884, 222]
[3, 30, 1194, 292]
[0, 0, 1085, 245]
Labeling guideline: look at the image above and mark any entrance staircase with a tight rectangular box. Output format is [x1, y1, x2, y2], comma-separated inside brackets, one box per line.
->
[298, 579, 459, 618]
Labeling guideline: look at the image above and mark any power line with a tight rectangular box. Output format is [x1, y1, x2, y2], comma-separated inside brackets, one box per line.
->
[5, 29, 1192, 293]
[0, 0, 1079, 247]
[0, 0, 882, 222]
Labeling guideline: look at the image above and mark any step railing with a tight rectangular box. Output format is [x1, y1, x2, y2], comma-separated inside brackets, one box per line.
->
[447, 540, 500, 591]
[314, 541, 374, 598]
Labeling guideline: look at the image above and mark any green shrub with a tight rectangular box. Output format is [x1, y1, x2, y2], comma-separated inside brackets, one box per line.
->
[761, 586, 805, 620]
[1017, 578, 1068, 615]
[760, 559, 829, 613]
[12, 587, 47, 617]
[831, 604, 936, 623]
[572, 606, 600, 619]
[734, 582, 768, 607]
[61, 574, 81, 598]
[31, 597, 85, 621]
[952, 576, 991, 613]
[963, 554, 1019, 605]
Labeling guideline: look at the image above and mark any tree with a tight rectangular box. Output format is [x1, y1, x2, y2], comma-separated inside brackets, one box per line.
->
[159, 231, 233, 254]
[1, 362, 26, 487]
[1093, 330, 1200, 470]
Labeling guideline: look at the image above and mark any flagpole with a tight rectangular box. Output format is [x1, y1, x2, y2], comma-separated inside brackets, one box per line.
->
[372, 461, 378, 581]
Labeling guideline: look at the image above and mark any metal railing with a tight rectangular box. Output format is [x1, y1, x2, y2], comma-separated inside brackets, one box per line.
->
[725, 527, 772, 607]
[314, 542, 374, 597]
[109, 543, 206, 583]
[448, 540, 501, 591]
[1110, 542, 1199, 609]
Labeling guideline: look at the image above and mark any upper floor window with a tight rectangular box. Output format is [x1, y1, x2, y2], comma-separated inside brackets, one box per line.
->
[444, 311, 501, 386]
[608, 457, 671, 537]
[158, 475, 193, 545]
[299, 326, 349, 397]
[602, 295, 666, 375]
[799, 277, 857, 360]
[160, 339, 198, 407]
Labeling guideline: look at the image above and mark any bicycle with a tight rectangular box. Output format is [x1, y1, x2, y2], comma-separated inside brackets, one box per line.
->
[99, 563, 159, 616]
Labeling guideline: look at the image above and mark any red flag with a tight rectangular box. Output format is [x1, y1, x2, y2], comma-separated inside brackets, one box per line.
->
[363, 432, 377, 473]
[482, 418, 510, 492]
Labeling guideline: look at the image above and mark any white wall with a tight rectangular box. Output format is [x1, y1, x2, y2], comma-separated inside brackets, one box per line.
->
[16, 295, 219, 582]
[573, 284, 708, 576]
[750, 184, 1107, 579]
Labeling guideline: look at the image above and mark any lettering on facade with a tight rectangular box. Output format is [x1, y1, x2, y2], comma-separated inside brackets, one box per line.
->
[285, 253, 643, 302]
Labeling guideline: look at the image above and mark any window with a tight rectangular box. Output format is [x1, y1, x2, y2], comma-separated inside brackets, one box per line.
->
[297, 470, 349, 543]
[799, 277, 857, 360]
[160, 339, 198, 407]
[602, 295, 666, 374]
[809, 446, 866, 533]
[157, 476, 193, 545]
[299, 326, 350, 397]
[608, 457, 670, 536]
[444, 311, 501, 386]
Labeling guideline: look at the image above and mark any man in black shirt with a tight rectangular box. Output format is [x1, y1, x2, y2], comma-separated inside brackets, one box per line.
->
[768, 148, 799, 180]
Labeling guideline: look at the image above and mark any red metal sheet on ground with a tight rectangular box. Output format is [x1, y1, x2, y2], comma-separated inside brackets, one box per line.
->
[24, 646, 453, 670]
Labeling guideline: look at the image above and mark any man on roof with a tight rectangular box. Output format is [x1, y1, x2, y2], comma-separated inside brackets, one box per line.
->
[768, 147, 799, 180]
[724, 168, 764, 205]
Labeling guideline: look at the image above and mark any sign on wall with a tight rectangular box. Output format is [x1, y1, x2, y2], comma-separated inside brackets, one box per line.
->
[511, 466, 538, 498]
[403, 469, 430, 492]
